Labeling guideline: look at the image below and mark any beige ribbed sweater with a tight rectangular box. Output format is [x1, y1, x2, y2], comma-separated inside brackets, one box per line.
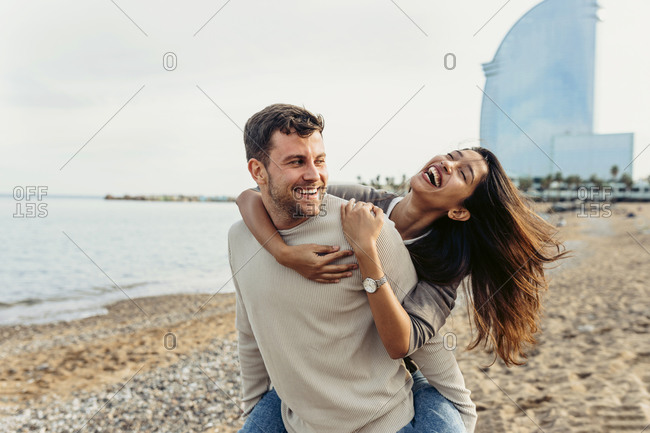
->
[229, 194, 476, 432]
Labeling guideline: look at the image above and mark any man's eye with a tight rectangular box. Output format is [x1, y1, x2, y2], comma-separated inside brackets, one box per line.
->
[461, 171, 467, 181]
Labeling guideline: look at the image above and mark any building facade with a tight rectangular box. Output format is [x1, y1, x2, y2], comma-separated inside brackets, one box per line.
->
[479, 0, 633, 179]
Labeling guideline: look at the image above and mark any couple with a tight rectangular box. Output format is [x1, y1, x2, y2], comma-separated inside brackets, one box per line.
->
[228, 104, 565, 432]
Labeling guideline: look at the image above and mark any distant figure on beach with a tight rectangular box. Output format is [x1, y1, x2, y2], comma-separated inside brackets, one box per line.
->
[231, 104, 566, 432]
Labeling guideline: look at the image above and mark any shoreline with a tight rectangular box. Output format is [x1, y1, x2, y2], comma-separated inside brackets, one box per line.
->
[1, 203, 649, 432]
[0, 293, 243, 433]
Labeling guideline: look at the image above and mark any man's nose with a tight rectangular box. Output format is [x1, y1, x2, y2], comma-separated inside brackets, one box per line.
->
[302, 161, 320, 181]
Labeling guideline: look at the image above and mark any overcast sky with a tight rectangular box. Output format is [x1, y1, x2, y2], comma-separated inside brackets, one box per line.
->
[1, 0, 648, 197]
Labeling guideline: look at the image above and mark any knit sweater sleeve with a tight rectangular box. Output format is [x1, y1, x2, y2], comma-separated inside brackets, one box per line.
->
[403, 280, 459, 355]
[326, 184, 397, 210]
[409, 336, 477, 433]
[229, 237, 271, 416]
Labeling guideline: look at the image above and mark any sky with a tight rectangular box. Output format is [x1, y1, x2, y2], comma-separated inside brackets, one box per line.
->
[1, 0, 649, 197]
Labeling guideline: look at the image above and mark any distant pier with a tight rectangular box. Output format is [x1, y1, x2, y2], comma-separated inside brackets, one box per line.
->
[104, 194, 236, 202]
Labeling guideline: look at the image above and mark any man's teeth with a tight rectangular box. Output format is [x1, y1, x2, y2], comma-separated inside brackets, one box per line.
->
[427, 167, 440, 187]
[297, 188, 318, 195]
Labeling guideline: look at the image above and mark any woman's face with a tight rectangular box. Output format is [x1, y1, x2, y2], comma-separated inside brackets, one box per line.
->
[411, 149, 489, 211]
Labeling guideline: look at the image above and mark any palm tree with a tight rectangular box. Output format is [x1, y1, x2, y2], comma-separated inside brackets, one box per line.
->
[620, 173, 633, 190]
[518, 177, 533, 191]
[610, 165, 619, 181]
[589, 174, 603, 188]
[565, 175, 582, 189]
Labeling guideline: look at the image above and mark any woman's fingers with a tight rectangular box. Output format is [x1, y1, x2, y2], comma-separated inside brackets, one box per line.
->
[317, 249, 355, 263]
[341, 199, 355, 218]
[310, 244, 341, 255]
[320, 263, 357, 274]
[319, 272, 354, 280]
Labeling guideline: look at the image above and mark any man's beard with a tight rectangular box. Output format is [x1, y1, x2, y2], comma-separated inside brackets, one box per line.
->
[268, 176, 324, 221]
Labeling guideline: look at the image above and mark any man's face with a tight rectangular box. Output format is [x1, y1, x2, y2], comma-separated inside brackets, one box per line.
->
[263, 130, 328, 228]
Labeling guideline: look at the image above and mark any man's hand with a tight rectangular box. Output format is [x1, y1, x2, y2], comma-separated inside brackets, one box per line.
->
[276, 244, 357, 284]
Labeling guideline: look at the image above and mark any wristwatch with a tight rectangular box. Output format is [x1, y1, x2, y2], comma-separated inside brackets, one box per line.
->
[362, 275, 388, 293]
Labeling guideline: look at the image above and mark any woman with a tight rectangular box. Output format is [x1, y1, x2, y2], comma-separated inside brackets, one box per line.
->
[236, 147, 566, 431]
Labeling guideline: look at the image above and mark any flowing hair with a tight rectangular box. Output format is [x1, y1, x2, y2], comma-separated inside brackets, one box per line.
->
[406, 147, 567, 366]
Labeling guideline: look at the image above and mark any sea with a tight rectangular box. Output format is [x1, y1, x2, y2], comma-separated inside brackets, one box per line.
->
[0, 195, 242, 326]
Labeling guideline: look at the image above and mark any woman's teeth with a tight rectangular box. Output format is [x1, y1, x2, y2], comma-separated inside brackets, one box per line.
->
[427, 167, 441, 187]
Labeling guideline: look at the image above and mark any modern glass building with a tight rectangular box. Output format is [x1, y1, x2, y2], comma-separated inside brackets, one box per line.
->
[479, 0, 633, 179]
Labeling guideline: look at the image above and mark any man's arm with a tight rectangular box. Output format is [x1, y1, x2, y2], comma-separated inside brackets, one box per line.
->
[229, 238, 271, 415]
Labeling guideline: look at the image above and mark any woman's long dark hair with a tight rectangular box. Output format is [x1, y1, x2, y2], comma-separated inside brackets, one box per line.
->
[406, 147, 566, 366]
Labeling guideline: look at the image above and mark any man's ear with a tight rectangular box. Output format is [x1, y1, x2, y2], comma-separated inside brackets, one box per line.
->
[248, 159, 268, 186]
[447, 207, 471, 222]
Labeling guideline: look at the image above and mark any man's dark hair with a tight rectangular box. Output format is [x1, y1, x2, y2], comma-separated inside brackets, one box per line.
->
[243, 104, 324, 167]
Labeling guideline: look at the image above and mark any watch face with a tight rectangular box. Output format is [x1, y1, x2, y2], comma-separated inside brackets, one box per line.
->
[363, 278, 377, 293]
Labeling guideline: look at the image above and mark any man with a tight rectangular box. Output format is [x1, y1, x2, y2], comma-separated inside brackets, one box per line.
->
[228, 104, 471, 432]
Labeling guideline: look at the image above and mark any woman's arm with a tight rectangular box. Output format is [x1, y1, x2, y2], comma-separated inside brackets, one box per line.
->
[236, 189, 357, 283]
[403, 280, 458, 355]
[340, 197, 460, 357]
[340, 199, 411, 359]
[327, 184, 397, 210]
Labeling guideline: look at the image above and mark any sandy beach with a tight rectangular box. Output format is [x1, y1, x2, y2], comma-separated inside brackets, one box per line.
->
[1, 203, 649, 432]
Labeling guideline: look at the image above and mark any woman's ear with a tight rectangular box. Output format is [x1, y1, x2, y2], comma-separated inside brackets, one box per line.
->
[448, 207, 471, 222]
[248, 159, 268, 186]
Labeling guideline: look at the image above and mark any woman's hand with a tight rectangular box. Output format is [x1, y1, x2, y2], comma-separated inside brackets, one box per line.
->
[340, 199, 384, 254]
[277, 244, 357, 284]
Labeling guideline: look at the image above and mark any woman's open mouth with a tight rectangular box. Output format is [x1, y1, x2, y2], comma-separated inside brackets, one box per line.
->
[423, 166, 441, 187]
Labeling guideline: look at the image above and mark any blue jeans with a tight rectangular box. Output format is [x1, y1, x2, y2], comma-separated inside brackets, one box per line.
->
[238, 388, 286, 433]
[239, 373, 465, 433]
